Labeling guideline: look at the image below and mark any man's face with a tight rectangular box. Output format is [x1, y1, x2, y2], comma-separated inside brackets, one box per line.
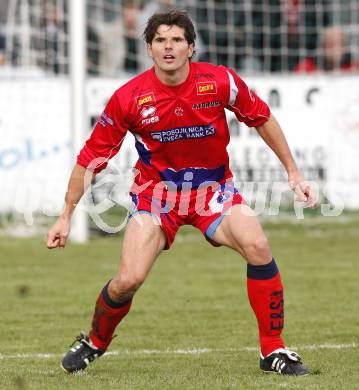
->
[323, 29, 347, 67]
[148, 24, 194, 73]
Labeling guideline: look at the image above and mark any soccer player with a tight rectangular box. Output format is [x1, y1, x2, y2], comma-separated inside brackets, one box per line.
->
[47, 10, 316, 376]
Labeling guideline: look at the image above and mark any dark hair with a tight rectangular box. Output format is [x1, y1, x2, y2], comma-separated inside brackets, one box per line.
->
[143, 10, 196, 47]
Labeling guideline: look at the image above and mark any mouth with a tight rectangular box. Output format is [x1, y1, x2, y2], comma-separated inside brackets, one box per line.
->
[163, 54, 175, 62]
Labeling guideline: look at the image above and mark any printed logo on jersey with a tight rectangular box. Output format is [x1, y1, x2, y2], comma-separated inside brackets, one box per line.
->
[196, 81, 217, 95]
[192, 100, 222, 110]
[150, 125, 216, 143]
[98, 112, 114, 128]
[140, 106, 156, 118]
[140, 105, 159, 125]
[142, 116, 160, 125]
[136, 92, 156, 108]
[151, 132, 163, 141]
[175, 107, 184, 116]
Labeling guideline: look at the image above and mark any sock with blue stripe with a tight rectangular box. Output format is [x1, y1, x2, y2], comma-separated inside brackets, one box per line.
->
[89, 281, 132, 351]
[247, 258, 286, 356]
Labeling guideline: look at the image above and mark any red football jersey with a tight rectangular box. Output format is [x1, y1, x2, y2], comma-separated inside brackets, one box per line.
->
[77, 62, 270, 190]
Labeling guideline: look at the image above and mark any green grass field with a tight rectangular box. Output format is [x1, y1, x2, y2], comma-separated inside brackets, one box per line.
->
[1, 216, 358, 390]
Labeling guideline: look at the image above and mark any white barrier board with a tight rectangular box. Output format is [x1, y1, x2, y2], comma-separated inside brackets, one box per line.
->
[0, 75, 358, 216]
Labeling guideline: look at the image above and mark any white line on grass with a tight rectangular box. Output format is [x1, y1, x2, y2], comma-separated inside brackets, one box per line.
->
[0, 342, 356, 361]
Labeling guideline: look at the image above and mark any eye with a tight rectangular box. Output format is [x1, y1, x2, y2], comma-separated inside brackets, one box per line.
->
[174, 37, 184, 42]
[154, 37, 165, 42]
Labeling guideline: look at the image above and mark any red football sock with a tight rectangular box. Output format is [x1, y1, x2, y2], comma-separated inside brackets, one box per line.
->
[247, 259, 285, 357]
[89, 282, 132, 351]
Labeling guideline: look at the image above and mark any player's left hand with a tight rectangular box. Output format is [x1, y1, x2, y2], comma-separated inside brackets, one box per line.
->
[288, 171, 317, 208]
[47, 216, 71, 249]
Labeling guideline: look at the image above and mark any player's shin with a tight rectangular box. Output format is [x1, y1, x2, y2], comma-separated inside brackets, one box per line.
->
[246, 258, 285, 357]
[89, 281, 132, 351]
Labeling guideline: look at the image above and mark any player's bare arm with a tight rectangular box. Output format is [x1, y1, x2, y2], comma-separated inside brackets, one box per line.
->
[255, 114, 317, 208]
[47, 164, 94, 249]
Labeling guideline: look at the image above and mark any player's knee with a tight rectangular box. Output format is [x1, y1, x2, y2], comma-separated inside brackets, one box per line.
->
[111, 273, 145, 299]
[119, 273, 144, 292]
[243, 235, 271, 264]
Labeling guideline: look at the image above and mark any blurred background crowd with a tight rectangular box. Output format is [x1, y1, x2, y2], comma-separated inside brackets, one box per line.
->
[0, 0, 358, 76]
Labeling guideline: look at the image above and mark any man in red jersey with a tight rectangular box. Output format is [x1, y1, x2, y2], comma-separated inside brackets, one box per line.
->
[47, 10, 316, 375]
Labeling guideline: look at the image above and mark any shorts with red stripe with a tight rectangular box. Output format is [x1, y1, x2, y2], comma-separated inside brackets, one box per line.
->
[128, 182, 245, 249]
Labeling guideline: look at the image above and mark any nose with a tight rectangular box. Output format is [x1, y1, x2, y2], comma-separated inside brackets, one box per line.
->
[164, 39, 173, 50]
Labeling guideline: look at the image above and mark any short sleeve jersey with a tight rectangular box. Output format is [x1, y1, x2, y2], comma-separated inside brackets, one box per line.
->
[77, 62, 270, 190]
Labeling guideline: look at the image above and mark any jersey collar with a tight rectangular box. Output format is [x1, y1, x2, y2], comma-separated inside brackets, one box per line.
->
[149, 63, 195, 94]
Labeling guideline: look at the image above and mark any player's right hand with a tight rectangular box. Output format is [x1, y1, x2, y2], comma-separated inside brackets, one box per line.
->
[288, 170, 317, 209]
[47, 217, 71, 249]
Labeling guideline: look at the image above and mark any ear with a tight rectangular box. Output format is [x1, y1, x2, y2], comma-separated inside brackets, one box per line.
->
[147, 44, 153, 58]
[188, 43, 194, 58]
